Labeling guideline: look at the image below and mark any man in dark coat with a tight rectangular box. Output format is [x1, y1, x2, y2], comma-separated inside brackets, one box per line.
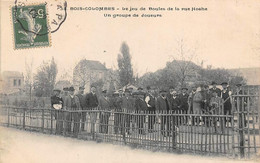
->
[179, 87, 189, 113]
[121, 89, 135, 134]
[51, 89, 63, 134]
[64, 87, 81, 137]
[210, 81, 221, 97]
[135, 92, 148, 134]
[113, 90, 124, 134]
[98, 90, 113, 134]
[221, 82, 232, 126]
[85, 86, 99, 133]
[188, 86, 197, 125]
[145, 86, 156, 132]
[76, 87, 87, 131]
[61, 87, 69, 102]
[178, 87, 189, 125]
[155, 90, 171, 137]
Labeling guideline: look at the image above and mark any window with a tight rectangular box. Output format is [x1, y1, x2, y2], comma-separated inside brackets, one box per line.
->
[18, 79, 21, 86]
[13, 79, 17, 86]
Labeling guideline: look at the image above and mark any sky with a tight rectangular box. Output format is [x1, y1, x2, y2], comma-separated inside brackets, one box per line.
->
[1, 0, 260, 81]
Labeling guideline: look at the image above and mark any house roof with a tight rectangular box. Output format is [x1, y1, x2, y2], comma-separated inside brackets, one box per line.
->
[76, 60, 107, 70]
[2, 71, 23, 78]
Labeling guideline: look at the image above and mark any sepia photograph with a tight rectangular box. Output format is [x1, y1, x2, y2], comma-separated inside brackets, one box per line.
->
[0, 0, 259, 162]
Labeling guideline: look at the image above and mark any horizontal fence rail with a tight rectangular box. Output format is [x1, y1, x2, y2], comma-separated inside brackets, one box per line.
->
[1, 105, 255, 158]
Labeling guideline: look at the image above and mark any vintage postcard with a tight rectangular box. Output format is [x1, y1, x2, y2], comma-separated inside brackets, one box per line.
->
[0, 0, 260, 162]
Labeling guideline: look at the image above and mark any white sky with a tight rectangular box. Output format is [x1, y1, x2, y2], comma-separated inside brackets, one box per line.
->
[1, 0, 260, 80]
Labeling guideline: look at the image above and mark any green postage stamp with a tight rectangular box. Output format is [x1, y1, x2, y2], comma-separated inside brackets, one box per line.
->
[12, 4, 50, 49]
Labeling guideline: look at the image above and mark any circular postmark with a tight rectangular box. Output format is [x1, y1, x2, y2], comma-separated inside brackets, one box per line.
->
[13, 0, 67, 36]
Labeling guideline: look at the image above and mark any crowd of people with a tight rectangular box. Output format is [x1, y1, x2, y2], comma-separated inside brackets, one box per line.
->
[51, 81, 243, 137]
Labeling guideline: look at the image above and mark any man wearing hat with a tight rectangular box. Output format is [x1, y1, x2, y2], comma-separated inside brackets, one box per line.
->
[167, 86, 175, 99]
[76, 87, 87, 131]
[113, 89, 124, 135]
[135, 91, 148, 134]
[137, 87, 144, 98]
[121, 89, 135, 134]
[188, 85, 197, 114]
[85, 86, 99, 134]
[62, 87, 69, 102]
[64, 86, 81, 137]
[179, 87, 189, 114]
[155, 90, 171, 137]
[99, 90, 113, 134]
[51, 88, 63, 134]
[221, 82, 232, 125]
[145, 86, 156, 132]
[210, 81, 221, 97]
[128, 87, 134, 96]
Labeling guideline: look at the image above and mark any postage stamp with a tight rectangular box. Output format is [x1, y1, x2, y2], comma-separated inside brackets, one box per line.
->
[12, 3, 50, 49]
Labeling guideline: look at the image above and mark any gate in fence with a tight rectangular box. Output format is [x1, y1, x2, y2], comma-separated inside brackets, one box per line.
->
[232, 85, 260, 158]
[0, 87, 259, 159]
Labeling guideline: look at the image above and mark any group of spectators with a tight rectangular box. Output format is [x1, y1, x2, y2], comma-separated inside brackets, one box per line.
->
[51, 81, 242, 137]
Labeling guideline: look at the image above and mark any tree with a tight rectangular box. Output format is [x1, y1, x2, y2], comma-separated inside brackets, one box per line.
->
[117, 42, 134, 87]
[24, 58, 34, 101]
[33, 57, 58, 97]
[169, 39, 199, 87]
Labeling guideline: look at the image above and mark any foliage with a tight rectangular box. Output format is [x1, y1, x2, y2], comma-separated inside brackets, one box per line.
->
[199, 68, 231, 85]
[33, 57, 58, 97]
[117, 42, 134, 87]
[139, 60, 201, 89]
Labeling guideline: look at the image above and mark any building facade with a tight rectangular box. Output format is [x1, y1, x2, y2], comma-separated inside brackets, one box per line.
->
[73, 59, 107, 93]
[1, 71, 24, 94]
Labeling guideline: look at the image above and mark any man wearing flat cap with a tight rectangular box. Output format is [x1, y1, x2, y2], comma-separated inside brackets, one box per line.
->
[51, 89, 63, 134]
[210, 81, 221, 97]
